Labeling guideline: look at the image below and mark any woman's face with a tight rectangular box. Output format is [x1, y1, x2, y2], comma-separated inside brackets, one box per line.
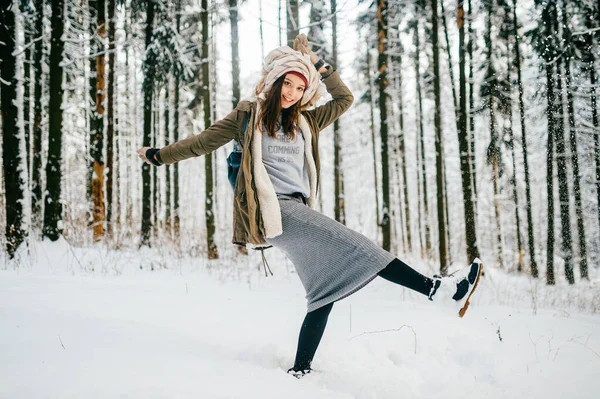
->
[280, 74, 306, 109]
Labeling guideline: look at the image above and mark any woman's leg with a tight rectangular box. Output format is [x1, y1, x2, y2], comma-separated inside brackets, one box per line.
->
[377, 258, 435, 297]
[289, 302, 334, 374]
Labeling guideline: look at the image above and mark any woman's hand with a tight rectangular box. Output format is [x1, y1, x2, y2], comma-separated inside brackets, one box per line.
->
[137, 147, 153, 164]
[293, 33, 327, 73]
[138, 147, 163, 166]
[293, 33, 319, 64]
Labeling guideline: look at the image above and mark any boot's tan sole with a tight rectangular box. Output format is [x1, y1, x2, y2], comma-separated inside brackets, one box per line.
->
[458, 263, 483, 318]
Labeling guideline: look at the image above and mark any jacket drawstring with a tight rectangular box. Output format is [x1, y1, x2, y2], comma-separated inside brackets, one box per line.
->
[260, 248, 274, 277]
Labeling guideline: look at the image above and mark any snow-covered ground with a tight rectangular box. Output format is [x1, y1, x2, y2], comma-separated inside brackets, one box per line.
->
[1, 239, 600, 399]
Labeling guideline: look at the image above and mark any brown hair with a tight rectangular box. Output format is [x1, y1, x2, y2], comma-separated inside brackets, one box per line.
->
[257, 74, 301, 140]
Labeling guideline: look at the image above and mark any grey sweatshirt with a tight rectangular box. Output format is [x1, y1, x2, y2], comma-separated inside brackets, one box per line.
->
[261, 127, 310, 198]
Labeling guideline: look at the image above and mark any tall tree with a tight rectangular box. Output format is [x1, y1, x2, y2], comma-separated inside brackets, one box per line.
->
[457, 0, 480, 263]
[560, 0, 588, 280]
[512, 0, 538, 277]
[1, 1, 27, 256]
[286, 0, 299, 46]
[391, 27, 412, 253]
[90, 0, 107, 242]
[365, 35, 381, 238]
[483, 0, 504, 268]
[377, 0, 391, 251]
[202, 0, 218, 259]
[467, 0, 477, 200]
[42, 0, 65, 241]
[329, 0, 345, 224]
[551, 3, 574, 284]
[173, 0, 182, 237]
[414, 10, 432, 257]
[430, 0, 449, 273]
[537, 0, 558, 285]
[106, 0, 116, 237]
[140, 0, 156, 247]
[31, 0, 44, 226]
[505, 34, 524, 271]
[229, 0, 240, 108]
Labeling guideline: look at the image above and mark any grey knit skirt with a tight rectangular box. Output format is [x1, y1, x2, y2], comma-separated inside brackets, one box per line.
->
[266, 195, 396, 312]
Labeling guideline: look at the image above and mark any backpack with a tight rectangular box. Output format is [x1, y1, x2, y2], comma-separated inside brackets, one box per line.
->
[226, 112, 250, 189]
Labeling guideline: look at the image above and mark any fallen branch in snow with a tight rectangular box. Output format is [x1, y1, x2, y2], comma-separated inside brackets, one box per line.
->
[350, 325, 417, 354]
[58, 335, 66, 350]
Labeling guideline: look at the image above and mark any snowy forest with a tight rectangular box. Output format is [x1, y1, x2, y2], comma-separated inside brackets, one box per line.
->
[2, 0, 599, 283]
[2, 0, 600, 397]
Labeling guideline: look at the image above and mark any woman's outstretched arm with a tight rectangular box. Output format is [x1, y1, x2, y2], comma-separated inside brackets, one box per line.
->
[137, 107, 244, 165]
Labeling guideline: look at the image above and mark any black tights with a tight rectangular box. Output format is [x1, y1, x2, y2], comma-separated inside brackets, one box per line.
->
[290, 258, 433, 371]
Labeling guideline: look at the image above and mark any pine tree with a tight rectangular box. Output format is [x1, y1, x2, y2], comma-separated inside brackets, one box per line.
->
[229, 0, 240, 108]
[430, 0, 449, 273]
[457, 0, 480, 263]
[377, 0, 391, 251]
[550, 3, 574, 284]
[31, 0, 45, 227]
[90, 0, 107, 242]
[140, 0, 155, 247]
[286, 0, 299, 46]
[42, 0, 66, 241]
[330, 0, 345, 224]
[560, 0, 588, 280]
[1, 1, 27, 256]
[202, 0, 218, 259]
[512, 0, 538, 277]
[413, 5, 432, 258]
[106, 0, 116, 238]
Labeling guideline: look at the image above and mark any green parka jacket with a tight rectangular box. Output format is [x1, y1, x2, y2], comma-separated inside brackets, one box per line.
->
[157, 67, 353, 246]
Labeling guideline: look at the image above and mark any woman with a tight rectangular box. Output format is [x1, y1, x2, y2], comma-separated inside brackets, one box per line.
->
[138, 34, 482, 378]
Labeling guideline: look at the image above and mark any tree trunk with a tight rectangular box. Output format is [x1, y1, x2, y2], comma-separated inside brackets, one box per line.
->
[551, 6, 574, 285]
[592, 67, 600, 252]
[22, 3, 31, 181]
[173, 0, 181, 238]
[377, 0, 391, 251]
[415, 16, 431, 258]
[32, 0, 44, 227]
[141, 0, 155, 247]
[1, 2, 26, 256]
[485, 2, 503, 269]
[441, 0, 458, 128]
[331, 0, 345, 224]
[91, 0, 107, 242]
[467, 0, 477, 201]
[202, 0, 218, 259]
[43, 0, 65, 241]
[394, 32, 412, 253]
[430, 0, 449, 273]
[561, 3, 588, 280]
[106, 0, 116, 238]
[229, 0, 240, 108]
[164, 86, 171, 235]
[457, 0, 480, 263]
[152, 104, 159, 238]
[286, 0, 299, 46]
[542, 3, 556, 285]
[505, 35, 524, 271]
[512, 0, 538, 277]
[259, 0, 265, 60]
[366, 36, 381, 239]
